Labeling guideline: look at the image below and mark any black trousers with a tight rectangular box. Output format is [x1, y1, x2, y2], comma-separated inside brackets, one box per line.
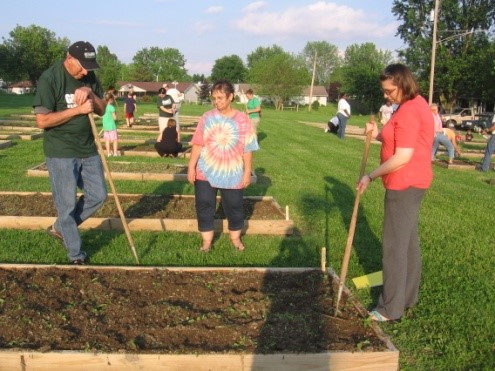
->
[194, 180, 244, 232]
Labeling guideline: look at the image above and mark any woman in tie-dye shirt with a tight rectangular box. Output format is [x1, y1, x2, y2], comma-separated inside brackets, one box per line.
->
[187, 80, 259, 253]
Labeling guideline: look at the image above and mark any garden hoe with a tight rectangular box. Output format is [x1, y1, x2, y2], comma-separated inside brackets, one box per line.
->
[334, 121, 374, 316]
[89, 113, 140, 264]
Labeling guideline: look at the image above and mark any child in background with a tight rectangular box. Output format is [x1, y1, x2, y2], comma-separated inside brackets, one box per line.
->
[465, 128, 473, 142]
[103, 92, 119, 157]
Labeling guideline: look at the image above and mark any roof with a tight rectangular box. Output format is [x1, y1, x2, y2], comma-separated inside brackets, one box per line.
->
[237, 83, 327, 97]
[117, 81, 194, 94]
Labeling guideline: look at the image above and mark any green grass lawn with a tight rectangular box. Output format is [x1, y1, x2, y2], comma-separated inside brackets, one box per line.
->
[0, 93, 494, 369]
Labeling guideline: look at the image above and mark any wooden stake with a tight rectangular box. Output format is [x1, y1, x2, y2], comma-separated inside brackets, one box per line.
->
[89, 113, 140, 264]
[285, 205, 289, 221]
[334, 125, 373, 315]
[321, 247, 326, 272]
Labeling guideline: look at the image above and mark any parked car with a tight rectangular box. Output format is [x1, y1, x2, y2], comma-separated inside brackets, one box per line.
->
[441, 108, 477, 129]
[462, 113, 494, 132]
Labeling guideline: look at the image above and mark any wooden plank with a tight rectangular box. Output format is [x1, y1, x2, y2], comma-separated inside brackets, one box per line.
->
[0, 351, 398, 371]
[26, 165, 256, 182]
[0, 140, 13, 149]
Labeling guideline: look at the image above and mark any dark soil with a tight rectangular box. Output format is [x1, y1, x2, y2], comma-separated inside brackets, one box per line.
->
[0, 267, 387, 354]
[0, 193, 284, 220]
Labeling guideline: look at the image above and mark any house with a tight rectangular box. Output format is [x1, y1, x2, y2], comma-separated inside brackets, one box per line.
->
[117, 81, 199, 103]
[9, 80, 33, 95]
[235, 83, 328, 106]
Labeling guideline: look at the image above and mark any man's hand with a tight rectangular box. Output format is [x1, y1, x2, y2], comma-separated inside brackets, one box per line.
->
[78, 99, 94, 115]
[74, 87, 93, 107]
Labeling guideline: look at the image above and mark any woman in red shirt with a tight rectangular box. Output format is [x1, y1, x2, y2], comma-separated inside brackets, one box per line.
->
[357, 64, 434, 322]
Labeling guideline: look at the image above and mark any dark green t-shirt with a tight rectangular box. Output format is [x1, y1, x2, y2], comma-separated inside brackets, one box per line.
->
[33, 60, 103, 158]
[157, 94, 174, 118]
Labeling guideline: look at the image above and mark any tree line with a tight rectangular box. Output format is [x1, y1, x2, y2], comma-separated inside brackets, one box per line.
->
[1, 1, 494, 113]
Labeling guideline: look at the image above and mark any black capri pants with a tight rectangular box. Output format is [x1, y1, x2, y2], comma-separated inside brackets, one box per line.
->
[194, 180, 245, 232]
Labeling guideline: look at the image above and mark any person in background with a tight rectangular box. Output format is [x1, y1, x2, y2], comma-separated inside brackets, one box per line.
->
[465, 128, 474, 142]
[124, 88, 137, 128]
[102, 92, 119, 157]
[476, 115, 495, 172]
[357, 63, 434, 322]
[187, 80, 259, 253]
[33, 41, 108, 265]
[157, 87, 176, 142]
[431, 103, 455, 164]
[154, 118, 182, 157]
[245, 89, 261, 133]
[378, 100, 394, 126]
[442, 127, 462, 159]
[165, 83, 184, 140]
[325, 115, 339, 134]
[336, 92, 351, 139]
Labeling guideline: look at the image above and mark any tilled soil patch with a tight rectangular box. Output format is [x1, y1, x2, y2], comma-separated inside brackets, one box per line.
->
[0, 193, 284, 220]
[0, 268, 386, 354]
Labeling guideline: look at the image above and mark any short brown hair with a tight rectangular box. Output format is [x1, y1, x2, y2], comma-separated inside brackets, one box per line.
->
[380, 63, 419, 104]
[167, 118, 176, 127]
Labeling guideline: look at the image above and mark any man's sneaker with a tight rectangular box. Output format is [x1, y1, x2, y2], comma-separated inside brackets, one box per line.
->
[71, 259, 85, 265]
[475, 165, 487, 172]
[47, 225, 63, 243]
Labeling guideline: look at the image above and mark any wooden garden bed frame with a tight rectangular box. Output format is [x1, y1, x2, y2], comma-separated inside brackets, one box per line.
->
[0, 140, 13, 149]
[0, 132, 43, 141]
[0, 265, 399, 371]
[27, 163, 255, 182]
[0, 191, 291, 235]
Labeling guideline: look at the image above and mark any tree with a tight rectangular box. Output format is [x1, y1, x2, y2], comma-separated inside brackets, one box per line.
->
[191, 74, 206, 83]
[128, 47, 188, 82]
[340, 43, 393, 113]
[95, 45, 123, 91]
[247, 52, 311, 110]
[301, 41, 342, 86]
[392, 0, 495, 109]
[246, 45, 285, 69]
[210, 55, 247, 83]
[197, 81, 211, 103]
[1, 25, 69, 86]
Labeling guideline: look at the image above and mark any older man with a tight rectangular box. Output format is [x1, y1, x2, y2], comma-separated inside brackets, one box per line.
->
[33, 41, 108, 265]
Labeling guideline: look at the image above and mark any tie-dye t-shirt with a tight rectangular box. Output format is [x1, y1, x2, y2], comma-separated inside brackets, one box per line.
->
[191, 109, 259, 189]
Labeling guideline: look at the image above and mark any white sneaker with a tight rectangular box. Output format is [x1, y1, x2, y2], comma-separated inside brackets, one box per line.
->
[113, 152, 120, 157]
[107, 153, 112, 157]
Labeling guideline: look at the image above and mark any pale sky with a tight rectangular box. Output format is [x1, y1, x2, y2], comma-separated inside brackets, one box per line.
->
[1, 0, 405, 76]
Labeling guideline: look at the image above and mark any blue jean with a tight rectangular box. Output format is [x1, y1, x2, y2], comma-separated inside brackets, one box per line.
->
[481, 135, 495, 171]
[432, 133, 454, 160]
[337, 113, 348, 139]
[46, 155, 107, 261]
[194, 180, 244, 232]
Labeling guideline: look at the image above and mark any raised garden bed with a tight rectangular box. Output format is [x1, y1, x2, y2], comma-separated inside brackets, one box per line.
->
[118, 143, 192, 158]
[0, 265, 399, 370]
[432, 158, 488, 170]
[0, 132, 43, 141]
[27, 161, 256, 182]
[0, 191, 292, 235]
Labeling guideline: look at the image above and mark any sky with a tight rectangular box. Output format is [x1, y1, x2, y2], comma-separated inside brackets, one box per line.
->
[1, 0, 405, 76]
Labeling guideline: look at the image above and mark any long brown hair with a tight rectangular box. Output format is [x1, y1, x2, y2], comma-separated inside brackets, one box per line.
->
[380, 63, 419, 104]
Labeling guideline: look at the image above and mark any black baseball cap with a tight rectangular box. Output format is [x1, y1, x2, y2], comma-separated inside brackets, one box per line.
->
[68, 41, 100, 71]
[158, 87, 166, 94]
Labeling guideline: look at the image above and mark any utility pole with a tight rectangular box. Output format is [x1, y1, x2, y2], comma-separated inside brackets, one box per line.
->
[428, 0, 440, 105]
[308, 50, 317, 112]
